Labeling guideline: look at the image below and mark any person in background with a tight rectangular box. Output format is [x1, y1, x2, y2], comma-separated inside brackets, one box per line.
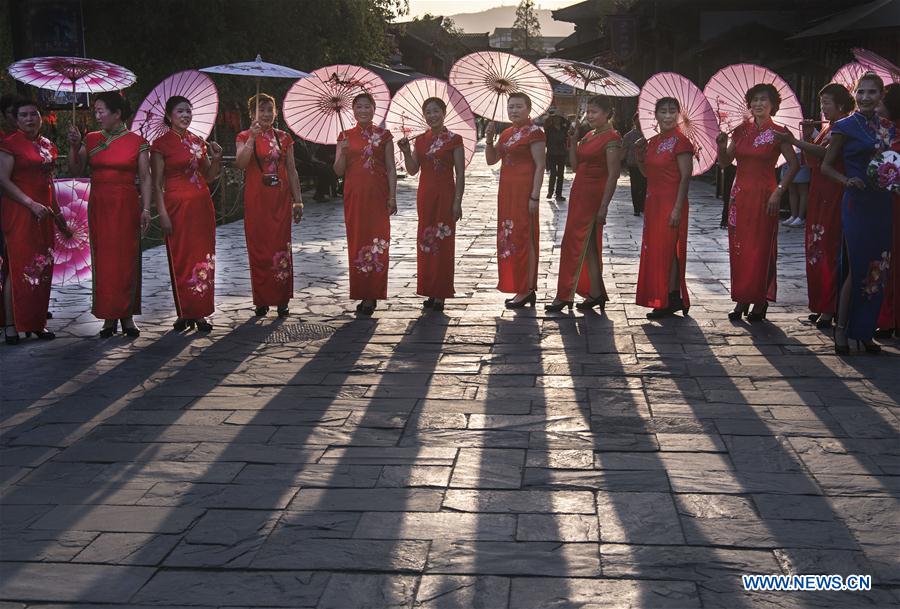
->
[543, 105, 569, 201]
[782, 138, 812, 227]
[621, 112, 646, 216]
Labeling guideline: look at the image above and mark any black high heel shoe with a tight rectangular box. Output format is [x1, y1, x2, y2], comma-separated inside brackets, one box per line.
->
[34, 329, 55, 340]
[99, 320, 118, 338]
[4, 325, 19, 346]
[195, 319, 213, 332]
[121, 319, 140, 338]
[505, 291, 536, 309]
[431, 299, 445, 312]
[357, 300, 376, 316]
[254, 306, 269, 317]
[728, 303, 749, 321]
[423, 298, 435, 309]
[808, 313, 821, 323]
[545, 299, 573, 313]
[173, 318, 188, 332]
[859, 340, 881, 354]
[277, 306, 290, 317]
[834, 325, 850, 355]
[576, 295, 605, 312]
[747, 302, 769, 322]
[816, 315, 834, 329]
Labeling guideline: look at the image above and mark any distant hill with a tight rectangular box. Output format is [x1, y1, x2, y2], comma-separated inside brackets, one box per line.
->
[447, 6, 575, 36]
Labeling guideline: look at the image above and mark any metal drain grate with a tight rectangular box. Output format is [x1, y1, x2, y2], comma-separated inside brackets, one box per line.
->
[264, 322, 336, 343]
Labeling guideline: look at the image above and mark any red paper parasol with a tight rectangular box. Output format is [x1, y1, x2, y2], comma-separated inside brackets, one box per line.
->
[851, 48, 900, 84]
[52, 178, 91, 286]
[449, 51, 553, 122]
[8, 56, 135, 94]
[536, 58, 639, 97]
[638, 72, 719, 176]
[283, 64, 390, 145]
[131, 70, 219, 143]
[385, 78, 478, 169]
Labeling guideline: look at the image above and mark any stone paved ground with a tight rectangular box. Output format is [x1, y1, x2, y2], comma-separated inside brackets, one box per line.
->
[1, 145, 899, 608]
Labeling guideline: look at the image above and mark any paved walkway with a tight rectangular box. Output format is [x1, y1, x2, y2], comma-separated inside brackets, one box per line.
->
[1, 146, 898, 608]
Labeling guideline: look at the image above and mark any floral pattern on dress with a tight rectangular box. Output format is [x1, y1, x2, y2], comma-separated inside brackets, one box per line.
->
[752, 129, 775, 148]
[425, 130, 455, 169]
[272, 244, 292, 282]
[181, 133, 206, 189]
[187, 254, 215, 295]
[861, 251, 891, 298]
[806, 224, 825, 267]
[32, 136, 55, 168]
[420, 223, 452, 254]
[354, 238, 389, 274]
[260, 130, 283, 174]
[499, 124, 540, 166]
[22, 249, 53, 288]
[360, 126, 385, 173]
[656, 136, 677, 154]
[498, 219, 516, 259]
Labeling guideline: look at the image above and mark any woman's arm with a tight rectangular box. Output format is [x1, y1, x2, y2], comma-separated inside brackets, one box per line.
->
[203, 141, 222, 183]
[820, 134, 863, 190]
[716, 132, 736, 168]
[484, 123, 499, 165]
[397, 137, 419, 175]
[150, 151, 172, 236]
[597, 144, 622, 223]
[670, 152, 692, 228]
[67, 125, 87, 176]
[333, 137, 348, 176]
[567, 127, 578, 169]
[0, 151, 47, 219]
[528, 141, 546, 214]
[385, 140, 398, 215]
[137, 150, 152, 234]
[768, 142, 800, 215]
[285, 145, 304, 224]
[233, 128, 257, 171]
[452, 146, 465, 221]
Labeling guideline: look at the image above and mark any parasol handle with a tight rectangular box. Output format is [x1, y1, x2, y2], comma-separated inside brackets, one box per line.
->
[254, 79, 260, 124]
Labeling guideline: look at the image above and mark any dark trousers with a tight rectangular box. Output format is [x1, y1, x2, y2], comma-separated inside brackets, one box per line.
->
[628, 166, 646, 214]
[547, 154, 566, 197]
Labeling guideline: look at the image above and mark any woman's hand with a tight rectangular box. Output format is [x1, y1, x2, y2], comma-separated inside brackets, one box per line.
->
[159, 212, 173, 236]
[528, 195, 539, 214]
[388, 197, 397, 215]
[846, 176, 866, 190]
[668, 207, 682, 228]
[339, 138, 349, 151]
[140, 209, 152, 235]
[774, 130, 796, 146]
[67, 124, 82, 149]
[208, 141, 223, 161]
[485, 122, 496, 144]
[453, 199, 463, 222]
[54, 214, 72, 239]
[397, 137, 411, 154]
[766, 190, 781, 216]
[716, 131, 728, 148]
[596, 208, 607, 225]
[248, 120, 262, 140]
[292, 202, 303, 224]
[28, 199, 50, 221]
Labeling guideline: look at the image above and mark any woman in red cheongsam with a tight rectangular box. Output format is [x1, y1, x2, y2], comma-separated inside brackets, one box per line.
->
[68, 92, 151, 338]
[547, 95, 620, 313]
[397, 97, 465, 312]
[776, 83, 854, 330]
[334, 93, 397, 317]
[635, 97, 693, 319]
[0, 99, 69, 344]
[151, 95, 223, 332]
[234, 93, 303, 318]
[485, 92, 545, 309]
[716, 84, 799, 321]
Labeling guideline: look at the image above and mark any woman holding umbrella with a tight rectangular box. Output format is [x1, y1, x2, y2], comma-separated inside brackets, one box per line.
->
[397, 97, 466, 312]
[0, 99, 69, 344]
[716, 83, 799, 322]
[68, 92, 151, 338]
[546, 95, 620, 313]
[234, 93, 303, 318]
[151, 95, 223, 332]
[334, 92, 397, 317]
[485, 92, 546, 309]
[635, 97, 694, 319]
[821, 72, 895, 354]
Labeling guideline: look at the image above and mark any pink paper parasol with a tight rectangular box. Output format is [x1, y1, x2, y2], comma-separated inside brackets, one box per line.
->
[851, 48, 900, 84]
[52, 178, 91, 286]
[131, 70, 219, 143]
[449, 51, 553, 122]
[385, 78, 478, 169]
[638, 72, 719, 176]
[536, 58, 639, 97]
[831, 62, 893, 92]
[8, 56, 135, 94]
[703, 64, 803, 142]
[283, 64, 390, 145]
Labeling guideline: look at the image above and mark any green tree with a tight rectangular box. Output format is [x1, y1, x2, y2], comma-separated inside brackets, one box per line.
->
[512, 0, 541, 54]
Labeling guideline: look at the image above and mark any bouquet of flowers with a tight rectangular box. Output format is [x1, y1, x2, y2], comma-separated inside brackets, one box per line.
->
[867, 150, 900, 194]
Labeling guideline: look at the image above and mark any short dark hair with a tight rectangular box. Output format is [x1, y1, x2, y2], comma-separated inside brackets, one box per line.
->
[745, 83, 781, 115]
[0, 93, 22, 115]
[856, 71, 885, 93]
[421, 97, 446, 114]
[507, 92, 532, 111]
[883, 83, 900, 122]
[13, 98, 42, 116]
[655, 97, 681, 113]
[95, 92, 132, 122]
[163, 95, 192, 127]
[248, 92, 276, 116]
[587, 95, 613, 117]
[352, 93, 375, 108]
[817, 83, 855, 114]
